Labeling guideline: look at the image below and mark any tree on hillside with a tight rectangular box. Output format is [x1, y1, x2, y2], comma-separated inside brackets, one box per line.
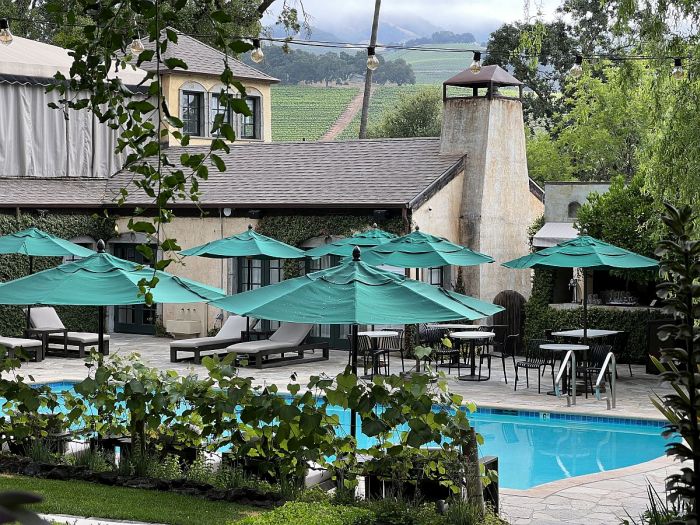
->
[368, 87, 441, 138]
[373, 58, 415, 86]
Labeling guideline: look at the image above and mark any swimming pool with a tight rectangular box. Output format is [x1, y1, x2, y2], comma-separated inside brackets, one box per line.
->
[35, 381, 671, 490]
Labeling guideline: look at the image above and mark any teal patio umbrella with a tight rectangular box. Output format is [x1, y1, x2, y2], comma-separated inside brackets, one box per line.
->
[210, 246, 503, 437]
[502, 234, 658, 340]
[180, 225, 306, 333]
[0, 241, 225, 353]
[360, 226, 494, 271]
[0, 227, 96, 327]
[304, 224, 397, 259]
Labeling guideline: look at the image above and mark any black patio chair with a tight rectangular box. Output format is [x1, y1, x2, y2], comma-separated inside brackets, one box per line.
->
[612, 331, 632, 377]
[514, 338, 554, 393]
[346, 334, 384, 376]
[378, 328, 405, 373]
[479, 331, 519, 383]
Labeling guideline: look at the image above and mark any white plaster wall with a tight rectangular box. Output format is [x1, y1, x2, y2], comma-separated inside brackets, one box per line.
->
[115, 216, 258, 334]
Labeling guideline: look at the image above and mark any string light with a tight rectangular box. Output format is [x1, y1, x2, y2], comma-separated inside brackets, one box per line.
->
[129, 34, 145, 56]
[366, 46, 379, 71]
[469, 51, 482, 74]
[250, 38, 264, 63]
[569, 54, 584, 78]
[0, 18, 13, 46]
[672, 57, 685, 79]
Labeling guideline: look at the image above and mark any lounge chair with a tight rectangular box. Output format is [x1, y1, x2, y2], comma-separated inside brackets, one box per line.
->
[170, 315, 257, 364]
[29, 307, 109, 357]
[226, 322, 329, 369]
[0, 336, 43, 361]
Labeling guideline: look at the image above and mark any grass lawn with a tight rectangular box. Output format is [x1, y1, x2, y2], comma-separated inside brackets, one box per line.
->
[0, 474, 261, 525]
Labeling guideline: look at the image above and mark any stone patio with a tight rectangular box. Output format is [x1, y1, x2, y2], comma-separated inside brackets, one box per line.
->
[20, 334, 680, 525]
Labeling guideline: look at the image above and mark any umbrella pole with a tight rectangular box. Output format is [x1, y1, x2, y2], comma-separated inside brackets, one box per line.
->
[582, 269, 588, 345]
[350, 324, 358, 439]
[246, 258, 252, 337]
[26, 256, 33, 331]
[98, 305, 105, 356]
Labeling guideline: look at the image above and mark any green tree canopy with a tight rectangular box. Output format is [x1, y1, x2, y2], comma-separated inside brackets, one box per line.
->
[368, 87, 441, 139]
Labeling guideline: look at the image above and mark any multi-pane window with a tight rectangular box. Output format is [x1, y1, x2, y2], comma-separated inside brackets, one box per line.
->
[210, 93, 232, 135]
[237, 258, 283, 330]
[422, 266, 444, 286]
[241, 97, 260, 139]
[181, 91, 203, 136]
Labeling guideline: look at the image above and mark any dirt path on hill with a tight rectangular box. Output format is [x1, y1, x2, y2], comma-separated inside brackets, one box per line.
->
[320, 86, 375, 141]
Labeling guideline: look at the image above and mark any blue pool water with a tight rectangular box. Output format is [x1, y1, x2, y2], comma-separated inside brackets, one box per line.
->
[36, 382, 671, 490]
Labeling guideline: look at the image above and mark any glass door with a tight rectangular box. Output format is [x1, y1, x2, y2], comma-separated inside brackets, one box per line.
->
[112, 243, 156, 335]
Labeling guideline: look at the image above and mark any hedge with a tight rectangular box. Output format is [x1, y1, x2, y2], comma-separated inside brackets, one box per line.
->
[524, 269, 662, 364]
[234, 502, 373, 525]
[0, 212, 116, 337]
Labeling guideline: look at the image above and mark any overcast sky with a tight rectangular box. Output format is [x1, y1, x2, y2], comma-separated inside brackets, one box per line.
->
[264, 0, 562, 39]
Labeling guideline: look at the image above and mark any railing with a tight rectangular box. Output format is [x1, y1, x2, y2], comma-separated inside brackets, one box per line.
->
[594, 352, 617, 410]
[553, 350, 576, 406]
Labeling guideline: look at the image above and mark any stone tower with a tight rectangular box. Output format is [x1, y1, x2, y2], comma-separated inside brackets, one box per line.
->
[440, 65, 535, 301]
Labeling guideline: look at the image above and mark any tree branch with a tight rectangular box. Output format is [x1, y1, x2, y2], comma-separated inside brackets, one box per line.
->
[257, 0, 278, 15]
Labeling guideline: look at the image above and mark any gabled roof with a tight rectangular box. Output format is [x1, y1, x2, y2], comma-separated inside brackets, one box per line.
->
[0, 138, 464, 209]
[138, 30, 279, 83]
[444, 65, 522, 87]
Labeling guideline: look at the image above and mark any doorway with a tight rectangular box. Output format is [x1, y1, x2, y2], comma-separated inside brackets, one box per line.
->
[112, 243, 156, 335]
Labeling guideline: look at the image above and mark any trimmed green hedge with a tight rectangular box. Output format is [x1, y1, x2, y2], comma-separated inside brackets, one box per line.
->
[235, 502, 373, 525]
[0, 213, 116, 337]
[525, 269, 662, 363]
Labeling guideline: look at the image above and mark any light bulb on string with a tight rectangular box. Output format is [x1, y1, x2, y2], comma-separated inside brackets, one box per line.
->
[366, 46, 380, 71]
[569, 54, 584, 78]
[672, 58, 685, 80]
[469, 51, 482, 74]
[251, 38, 264, 63]
[0, 18, 13, 46]
[129, 34, 145, 56]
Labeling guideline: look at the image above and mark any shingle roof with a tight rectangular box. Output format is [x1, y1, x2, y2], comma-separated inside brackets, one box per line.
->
[444, 65, 523, 87]
[0, 138, 464, 209]
[107, 138, 464, 208]
[138, 30, 278, 83]
[0, 177, 108, 207]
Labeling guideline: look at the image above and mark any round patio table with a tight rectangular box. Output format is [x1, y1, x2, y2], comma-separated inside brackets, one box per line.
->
[541, 343, 589, 395]
[551, 329, 619, 340]
[358, 330, 399, 377]
[450, 331, 495, 382]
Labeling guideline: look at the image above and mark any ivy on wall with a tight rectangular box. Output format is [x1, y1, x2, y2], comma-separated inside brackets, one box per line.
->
[0, 213, 117, 337]
[256, 215, 406, 277]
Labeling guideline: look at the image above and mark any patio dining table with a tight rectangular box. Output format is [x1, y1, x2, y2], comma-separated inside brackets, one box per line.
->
[551, 329, 619, 339]
[541, 343, 589, 396]
[450, 331, 495, 382]
[426, 323, 481, 330]
[358, 330, 399, 377]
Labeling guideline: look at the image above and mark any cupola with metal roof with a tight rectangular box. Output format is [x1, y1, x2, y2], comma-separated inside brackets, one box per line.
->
[442, 64, 523, 101]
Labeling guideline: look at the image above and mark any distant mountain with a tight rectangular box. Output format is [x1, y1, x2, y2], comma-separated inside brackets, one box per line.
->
[307, 13, 441, 44]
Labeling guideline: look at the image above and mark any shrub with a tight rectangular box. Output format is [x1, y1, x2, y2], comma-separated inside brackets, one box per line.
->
[234, 502, 373, 525]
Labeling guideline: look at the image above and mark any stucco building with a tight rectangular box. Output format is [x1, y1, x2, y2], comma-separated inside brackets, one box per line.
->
[0, 35, 543, 346]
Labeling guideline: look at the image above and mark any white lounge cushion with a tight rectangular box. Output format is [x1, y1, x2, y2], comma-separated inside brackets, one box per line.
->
[48, 332, 110, 344]
[226, 339, 295, 354]
[305, 461, 332, 488]
[29, 307, 65, 330]
[0, 336, 42, 350]
[268, 323, 313, 345]
[171, 336, 241, 349]
[216, 315, 257, 339]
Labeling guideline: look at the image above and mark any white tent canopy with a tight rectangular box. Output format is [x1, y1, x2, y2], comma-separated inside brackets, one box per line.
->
[533, 222, 579, 248]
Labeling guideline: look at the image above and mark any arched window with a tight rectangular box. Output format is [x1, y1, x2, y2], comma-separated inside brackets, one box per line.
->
[568, 201, 581, 218]
[240, 87, 263, 140]
[179, 81, 206, 136]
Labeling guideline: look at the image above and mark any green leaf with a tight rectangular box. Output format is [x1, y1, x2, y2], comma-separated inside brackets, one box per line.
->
[163, 58, 188, 70]
[210, 154, 226, 172]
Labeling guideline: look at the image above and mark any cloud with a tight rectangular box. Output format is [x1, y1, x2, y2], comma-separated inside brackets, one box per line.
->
[264, 0, 561, 37]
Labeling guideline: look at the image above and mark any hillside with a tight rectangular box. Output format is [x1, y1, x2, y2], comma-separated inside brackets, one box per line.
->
[385, 43, 482, 84]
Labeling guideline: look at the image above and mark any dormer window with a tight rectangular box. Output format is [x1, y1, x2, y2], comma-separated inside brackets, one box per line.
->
[181, 90, 203, 136]
[241, 96, 260, 139]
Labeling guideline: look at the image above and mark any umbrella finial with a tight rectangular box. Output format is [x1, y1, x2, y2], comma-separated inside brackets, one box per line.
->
[97, 239, 106, 253]
[581, 228, 588, 236]
[415, 225, 420, 231]
[372, 222, 378, 229]
[248, 224, 253, 231]
[352, 246, 361, 261]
